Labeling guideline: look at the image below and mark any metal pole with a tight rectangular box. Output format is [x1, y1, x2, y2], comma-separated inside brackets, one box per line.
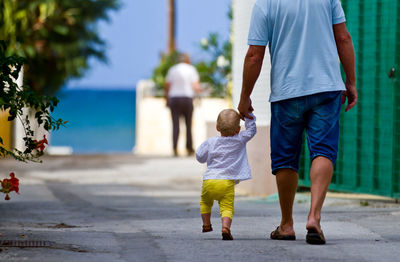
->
[168, 0, 176, 53]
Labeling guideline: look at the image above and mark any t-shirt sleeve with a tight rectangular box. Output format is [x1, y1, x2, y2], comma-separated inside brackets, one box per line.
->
[196, 140, 209, 163]
[247, 3, 269, 46]
[331, 0, 346, 24]
[239, 113, 257, 143]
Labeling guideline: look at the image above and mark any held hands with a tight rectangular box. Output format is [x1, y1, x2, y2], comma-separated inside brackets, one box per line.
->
[238, 96, 254, 120]
[342, 80, 357, 112]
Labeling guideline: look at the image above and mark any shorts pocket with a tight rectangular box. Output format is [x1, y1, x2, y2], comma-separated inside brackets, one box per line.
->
[313, 92, 342, 118]
[272, 100, 301, 127]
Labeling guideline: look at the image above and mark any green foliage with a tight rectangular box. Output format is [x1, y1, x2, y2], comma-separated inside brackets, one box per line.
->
[0, 0, 120, 95]
[151, 6, 232, 98]
[195, 32, 232, 97]
[0, 41, 65, 162]
[152, 51, 180, 95]
[196, 5, 232, 98]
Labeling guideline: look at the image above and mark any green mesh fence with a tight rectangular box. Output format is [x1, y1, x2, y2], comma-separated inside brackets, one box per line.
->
[298, 0, 400, 198]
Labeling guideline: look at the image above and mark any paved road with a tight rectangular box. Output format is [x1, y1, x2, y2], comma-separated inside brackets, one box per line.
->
[0, 155, 399, 261]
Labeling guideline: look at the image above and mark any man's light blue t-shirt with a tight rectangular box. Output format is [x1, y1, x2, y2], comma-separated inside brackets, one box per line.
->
[248, 0, 346, 102]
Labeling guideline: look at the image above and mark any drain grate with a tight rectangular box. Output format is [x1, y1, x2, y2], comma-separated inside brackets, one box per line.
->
[0, 240, 51, 247]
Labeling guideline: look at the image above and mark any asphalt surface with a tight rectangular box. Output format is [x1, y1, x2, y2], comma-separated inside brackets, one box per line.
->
[0, 155, 399, 261]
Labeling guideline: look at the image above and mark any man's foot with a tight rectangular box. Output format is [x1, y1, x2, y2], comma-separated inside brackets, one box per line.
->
[270, 226, 296, 240]
[222, 227, 233, 240]
[173, 149, 178, 157]
[202, 224, 213, 233]
[306, 219, 325, 244]
[306, 228, 326, 245]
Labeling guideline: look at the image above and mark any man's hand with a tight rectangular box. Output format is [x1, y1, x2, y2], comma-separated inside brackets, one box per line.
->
[238, 46, 265, 120]
[238, 96, 254, 119]
[342, 80, 357, 112]
[193, 82, 201, 94]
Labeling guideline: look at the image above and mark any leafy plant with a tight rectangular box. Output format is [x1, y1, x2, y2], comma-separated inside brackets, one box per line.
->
[0, 41, 65, 162]
[195, 6, 232, 98]
[0, 0, 120, 95]
[152, 51, 180, 96]
[195, 32, 232, 98]
[151, 5, 232, 98]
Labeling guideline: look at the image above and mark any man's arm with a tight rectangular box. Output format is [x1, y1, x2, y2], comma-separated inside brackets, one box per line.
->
[238, 45, 266, 119]
[333, 22, 357, 112]
[192, 81, 201, 94]
[165, 82, 171, 97]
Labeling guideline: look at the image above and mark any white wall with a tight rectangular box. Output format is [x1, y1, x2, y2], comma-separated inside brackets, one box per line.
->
[232, 0, 271, 126]
[231, 0, 277, 196]
[135, 80, 229, 156]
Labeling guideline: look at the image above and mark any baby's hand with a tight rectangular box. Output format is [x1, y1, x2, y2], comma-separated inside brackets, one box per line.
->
[244, 113, 256, 121]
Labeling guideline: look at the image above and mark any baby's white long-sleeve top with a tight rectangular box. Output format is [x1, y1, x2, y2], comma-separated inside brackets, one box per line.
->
[196, 114, 257, 182]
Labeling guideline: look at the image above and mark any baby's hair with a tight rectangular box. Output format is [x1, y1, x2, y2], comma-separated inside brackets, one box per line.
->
[217, 109, 241, 136]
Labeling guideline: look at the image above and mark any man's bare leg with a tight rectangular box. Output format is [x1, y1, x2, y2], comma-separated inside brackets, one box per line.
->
[275, 168, 298, 236]
[306, 156, 333, 233]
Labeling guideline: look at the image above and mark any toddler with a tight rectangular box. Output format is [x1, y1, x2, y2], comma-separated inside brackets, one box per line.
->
[196, 109, 256, 240]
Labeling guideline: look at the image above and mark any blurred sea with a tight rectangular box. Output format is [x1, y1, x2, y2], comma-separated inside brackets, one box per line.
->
[51, 88, 136, 154]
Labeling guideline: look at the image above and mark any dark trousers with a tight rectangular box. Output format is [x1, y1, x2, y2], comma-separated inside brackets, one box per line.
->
[168, 97, 193, 151]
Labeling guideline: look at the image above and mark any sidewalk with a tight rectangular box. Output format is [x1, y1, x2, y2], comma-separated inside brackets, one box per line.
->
[0, 155, 399, 261]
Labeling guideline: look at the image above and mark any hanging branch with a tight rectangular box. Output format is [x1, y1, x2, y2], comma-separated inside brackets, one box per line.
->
[0, 41, 66, 162]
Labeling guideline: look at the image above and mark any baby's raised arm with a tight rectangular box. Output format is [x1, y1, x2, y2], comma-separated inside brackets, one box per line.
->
[239, 113, 257, 143]
[196, 140, 210, 163]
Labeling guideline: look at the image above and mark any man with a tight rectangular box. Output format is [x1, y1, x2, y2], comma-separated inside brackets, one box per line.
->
[238, 0, 356, 244]
[165, 53, 201, 157]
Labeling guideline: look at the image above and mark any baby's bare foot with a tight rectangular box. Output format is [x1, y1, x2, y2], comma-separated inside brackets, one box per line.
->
[202, 224, 213, 233]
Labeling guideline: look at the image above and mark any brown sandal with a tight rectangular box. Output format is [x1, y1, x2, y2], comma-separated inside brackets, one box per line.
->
[306, 228, 325, 245]
[202, 224, 213, 233]
[222, 227, 233, 240]
[270, 226, 296, 240]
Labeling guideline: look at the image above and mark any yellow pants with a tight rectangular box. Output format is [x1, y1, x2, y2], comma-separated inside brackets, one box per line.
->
[200, 179, 235, 219]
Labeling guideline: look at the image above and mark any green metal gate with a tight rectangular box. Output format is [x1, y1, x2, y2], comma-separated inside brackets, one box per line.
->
[299, 0, 400, 198]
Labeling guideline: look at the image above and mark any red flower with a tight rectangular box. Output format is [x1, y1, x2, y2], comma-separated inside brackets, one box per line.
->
[33, 135, 48, 152]
[1, 172, 20, 200]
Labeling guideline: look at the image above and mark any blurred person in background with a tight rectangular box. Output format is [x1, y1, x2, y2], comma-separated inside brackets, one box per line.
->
[165, 53, 201, 157]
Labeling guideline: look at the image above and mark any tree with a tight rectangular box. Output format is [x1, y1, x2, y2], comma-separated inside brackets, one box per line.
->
[0, 0, 120, 95]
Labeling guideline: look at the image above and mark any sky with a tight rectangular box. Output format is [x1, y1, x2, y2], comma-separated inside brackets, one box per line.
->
[67, 0, 231, 89]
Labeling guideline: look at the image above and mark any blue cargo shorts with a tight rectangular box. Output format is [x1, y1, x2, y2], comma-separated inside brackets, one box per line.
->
[270, 91, 342, 175]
